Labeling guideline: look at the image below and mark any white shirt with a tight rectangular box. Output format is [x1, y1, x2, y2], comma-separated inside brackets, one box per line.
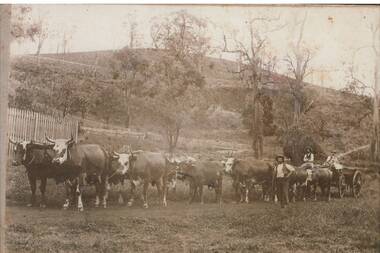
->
[303, 153, 314, 163]
[325, 155, 343, 170]
[276, 163, 295, 178]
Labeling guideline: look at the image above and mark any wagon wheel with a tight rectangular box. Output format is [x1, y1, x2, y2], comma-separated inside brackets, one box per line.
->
[337, 173, 346, 198]
[352, 171, 362, 198]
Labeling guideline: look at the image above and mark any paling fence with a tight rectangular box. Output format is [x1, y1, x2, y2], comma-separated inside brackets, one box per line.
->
[7, 108, 78, 158]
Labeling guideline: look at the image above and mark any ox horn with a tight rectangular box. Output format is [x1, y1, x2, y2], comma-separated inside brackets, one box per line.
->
[128, 144, 133, 155]
[66, 134, 75, 145]
[111, 151, 120, 158]
[45, 134, 55, 143]
[9, 138, 17, 145]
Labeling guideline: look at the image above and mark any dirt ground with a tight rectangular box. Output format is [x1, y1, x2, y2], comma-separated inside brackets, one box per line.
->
[5, 172, 380, 253]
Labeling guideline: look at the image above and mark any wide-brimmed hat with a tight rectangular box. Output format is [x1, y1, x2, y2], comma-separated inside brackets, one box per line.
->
[305, 146, 312, 152]
[275, 154, 285, 162]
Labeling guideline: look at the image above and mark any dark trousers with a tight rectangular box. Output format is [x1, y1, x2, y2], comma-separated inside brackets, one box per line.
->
[276, 177, 289, 208]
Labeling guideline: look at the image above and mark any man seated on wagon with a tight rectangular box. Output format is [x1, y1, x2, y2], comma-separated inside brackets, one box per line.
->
[300, 147, 314, 186]
[324, 150, 343, 171]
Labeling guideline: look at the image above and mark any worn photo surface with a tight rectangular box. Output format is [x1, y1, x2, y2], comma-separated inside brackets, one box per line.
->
[5, 4, 380, 253]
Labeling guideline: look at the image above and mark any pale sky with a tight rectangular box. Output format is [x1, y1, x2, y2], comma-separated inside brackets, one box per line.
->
[11, 4, 380, 91]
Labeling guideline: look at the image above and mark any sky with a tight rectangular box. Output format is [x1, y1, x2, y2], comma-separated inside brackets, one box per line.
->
[10, 4, 380, 91]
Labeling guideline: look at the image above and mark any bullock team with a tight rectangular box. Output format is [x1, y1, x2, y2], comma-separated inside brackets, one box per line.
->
[9, 136, 340, 211]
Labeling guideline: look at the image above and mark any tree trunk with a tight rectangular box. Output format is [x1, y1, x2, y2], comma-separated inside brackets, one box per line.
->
[36, 40, 43, 56]
[124, 83, 131, 128]
[372, 52, 380, 162]
[293, 98, 301, 126]
[251, 93, 264, 159]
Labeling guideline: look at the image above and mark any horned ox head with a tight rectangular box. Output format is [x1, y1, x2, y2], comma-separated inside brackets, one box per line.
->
[110, 145, 137, 175]
[45, 134, 75, 164]
[221, 151, 235, 174]
[9, 138, 32, 166]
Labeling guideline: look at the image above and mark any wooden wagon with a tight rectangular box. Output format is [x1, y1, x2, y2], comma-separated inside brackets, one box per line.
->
[342, 167, 363, 198]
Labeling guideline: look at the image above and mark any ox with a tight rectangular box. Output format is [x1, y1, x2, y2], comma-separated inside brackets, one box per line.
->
[288, 165, 332, 202]
[110, 150, 177, 208]
[222, 157, 273, 203]
[45, 135, 111, 211]
[10, 140, 56, 208]
[177, 160, 223, 204]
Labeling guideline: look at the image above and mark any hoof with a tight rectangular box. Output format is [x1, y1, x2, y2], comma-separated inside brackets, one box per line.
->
[27, 203, 33, 207]
[143, 203, 148, 209]
[127, 202, 133, 207]
[78, 207, 84, 212]
[40, 203, 47, 209]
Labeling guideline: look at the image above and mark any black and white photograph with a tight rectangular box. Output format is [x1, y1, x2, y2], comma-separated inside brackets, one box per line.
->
[0, 3, 379, 253]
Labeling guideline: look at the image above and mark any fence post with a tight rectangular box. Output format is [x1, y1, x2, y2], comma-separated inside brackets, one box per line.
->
[0, 5, 11, 253]
[75, 120, 79, 143]
[33, 112, 38, 141]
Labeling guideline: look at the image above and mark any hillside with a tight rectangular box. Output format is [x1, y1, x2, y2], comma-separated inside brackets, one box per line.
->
[9, 49, 373, 159]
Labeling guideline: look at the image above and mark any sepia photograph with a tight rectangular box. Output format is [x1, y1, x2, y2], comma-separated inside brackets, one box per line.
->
[0, 3, 379, 252]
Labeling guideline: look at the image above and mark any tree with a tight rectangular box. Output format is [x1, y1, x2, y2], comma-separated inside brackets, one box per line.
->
[11, 5, 40, 41]
[91, 83, 123, 125]
[341, 56, 373, 128]
[150, 11, 209, 153]
[343, 18, 380, 162]
[370, 21, 380, 162]
[222, 16, 283, 158]
[110, 49, 149, 127]
[122, 14, 138, 49]
[34, 15, 48, 55]
[284, 12, 314, 126]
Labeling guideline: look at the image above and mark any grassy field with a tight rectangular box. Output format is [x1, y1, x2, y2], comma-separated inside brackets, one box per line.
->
[5, 163, 379, 253]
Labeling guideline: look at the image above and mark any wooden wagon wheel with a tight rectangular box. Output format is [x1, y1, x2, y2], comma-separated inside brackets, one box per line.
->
[352, 170, 362, 198]
[337, 173, 346, 198]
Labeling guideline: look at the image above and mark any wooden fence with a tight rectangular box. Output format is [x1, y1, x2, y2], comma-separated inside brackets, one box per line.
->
[7, 108, 78, 157]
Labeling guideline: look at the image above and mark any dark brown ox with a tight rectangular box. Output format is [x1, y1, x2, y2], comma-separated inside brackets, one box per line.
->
[111, 150, 177, 208]
[46, 135, 111, 211]
[288, 166, 332, 202]
[177, 160, 223, 204]
[222, 157, 272, 203]
[10, 139, 55, 207]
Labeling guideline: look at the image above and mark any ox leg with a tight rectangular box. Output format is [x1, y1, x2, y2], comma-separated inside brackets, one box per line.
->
[326, 182, 331, 202]
[239, 186, 245, 203]
[155, 179, 164, 206]
[188, 181, 196, 204]
[27, 173, 36, 207]
[215, 180, 222, 204]
[162, 180, 168, 207]
[199, 185, 204, 204]
[128, 181, 136, 207]
[142, 181, 149, 208]
[244, 186, 249, 204]
[63, 181, 72, 210]
[77, 183, 84, 212]
[94, 183, 101, 208]
[160, 176, 168, 207]
[118, 181, 124, 205]
[101, 175, 108, 209]
[313, 184, 318, 201]
[290, 183, 296, 203]
[233, 180, 240, 203]
[39, 177, 47, 208]
[76, 176, 84, 212]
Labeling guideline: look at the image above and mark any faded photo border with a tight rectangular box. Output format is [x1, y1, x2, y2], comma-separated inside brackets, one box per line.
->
[0, 2, 379, 253]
